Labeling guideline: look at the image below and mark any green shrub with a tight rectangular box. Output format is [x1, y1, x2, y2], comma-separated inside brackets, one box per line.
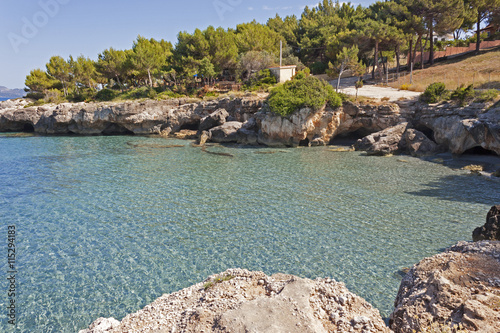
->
[422, 82, 448, 103]
[95, 88, 117, 101]
[451, 84, 475, 106]
[268, 76, 342, 116]
[476, 89, 499, 103]
[243, 69, 277, 91]
[310, 62, 328, 75]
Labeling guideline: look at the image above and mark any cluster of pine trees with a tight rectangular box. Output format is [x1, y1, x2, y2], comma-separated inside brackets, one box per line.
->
[25, 0, 500, 102]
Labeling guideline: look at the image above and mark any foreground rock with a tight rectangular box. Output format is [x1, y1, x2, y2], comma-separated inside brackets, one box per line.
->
[80, 269, 390, 333]
[354, 123, 439, 156]
[390, 241, 500, 333]
[473, 205, 500, 241]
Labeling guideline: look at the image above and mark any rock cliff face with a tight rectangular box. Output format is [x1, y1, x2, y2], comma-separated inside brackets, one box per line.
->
[2, 96, 499, 156]
[411, 101, 500, 155]
[255, 102, 407, 147]
[390, 241, 500, 333]
[0, 96, 264, 135]
[79, 269, 390, 333]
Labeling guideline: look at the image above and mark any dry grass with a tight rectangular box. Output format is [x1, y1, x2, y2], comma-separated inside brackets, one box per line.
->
[388, 49, 500, 92]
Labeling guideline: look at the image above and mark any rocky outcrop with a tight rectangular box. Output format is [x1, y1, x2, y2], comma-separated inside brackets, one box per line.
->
[79, 269, 390, 333]
[2, 96, 499, 156]
[473, 205, 500, 241]
[412, 101, 500, 155]
[198, 108, 229, 132]
[354, 123, 409, 155]
[255, 102, 407, 147]
[207, 121, 243, 143]
[401, 128, 439, 156]
[354, 123, 439, 156]
[390, 241, 500, 333]
[0, 96, 264, 136]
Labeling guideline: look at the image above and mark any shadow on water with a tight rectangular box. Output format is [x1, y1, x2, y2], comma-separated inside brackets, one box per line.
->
[406, 174, 500, 205]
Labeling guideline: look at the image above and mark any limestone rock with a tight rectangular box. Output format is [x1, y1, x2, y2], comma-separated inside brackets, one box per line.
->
[473, 205, 500, 241]
[354, 123, 409, 155]
[198, 108, 229, 132]
[390, 241, 500, 333]
[80, 269, 390, 333]
[78, 317, 120, 333]
[402, 128, 438, 156]
[208, 121, 243, 143]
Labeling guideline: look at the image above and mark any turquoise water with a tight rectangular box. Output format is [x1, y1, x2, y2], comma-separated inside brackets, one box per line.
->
[0, 135, 498, 332]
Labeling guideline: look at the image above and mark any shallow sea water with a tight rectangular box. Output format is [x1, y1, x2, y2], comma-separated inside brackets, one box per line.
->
[0, 134, 499, 332]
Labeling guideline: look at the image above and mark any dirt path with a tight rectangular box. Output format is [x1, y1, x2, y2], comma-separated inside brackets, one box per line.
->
[328, 75, 422, 102]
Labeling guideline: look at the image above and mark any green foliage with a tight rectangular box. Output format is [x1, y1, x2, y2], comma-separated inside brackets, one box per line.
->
[237, 50, 275, 81]
[476, 89, 499, 102]
[203, 274, 234, 290]
[119, 87, 158, 100]
[451, 84, 475, 106]
[96, 48, 132, 90]
[46, 56, 71, 96]
[95, 89, 118, 101]
[236, 20, 284, 55]
[268, 75, 342, 116]
[25, 68, 60, 97]
[422, 82, 448, 103]
[243, 69, 277, 91]
[131, 36, 172, 87]
[310, 62, 328, 75]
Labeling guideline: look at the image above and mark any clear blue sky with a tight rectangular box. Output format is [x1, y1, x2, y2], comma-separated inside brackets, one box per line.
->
[0, 0, 374, 89]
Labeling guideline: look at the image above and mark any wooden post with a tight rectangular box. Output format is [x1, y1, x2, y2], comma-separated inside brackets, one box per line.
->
[410, 63, 413, 85]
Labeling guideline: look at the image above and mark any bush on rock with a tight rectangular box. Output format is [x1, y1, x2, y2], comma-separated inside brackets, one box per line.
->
[267, 76, 342, 116]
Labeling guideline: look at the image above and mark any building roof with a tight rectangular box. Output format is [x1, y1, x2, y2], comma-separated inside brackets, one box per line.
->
[268, 65, 297, 70]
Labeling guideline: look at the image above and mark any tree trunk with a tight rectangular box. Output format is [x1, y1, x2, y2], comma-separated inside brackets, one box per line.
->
[116, 75, 123, 92]
[420, 37, 424, 69]
[476, 13, 481, 53]
[396, 45, 400, 74]
[380, 51, 385, 78]
[412, 35, 421, 69]
[148, 69, 153, 88]
[429, 18, 434, 65]
[336, 69, 343, 92]
[373, 41, 379, 80]
[408, 39, 413, 70]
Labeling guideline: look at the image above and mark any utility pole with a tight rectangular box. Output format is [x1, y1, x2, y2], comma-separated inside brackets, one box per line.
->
[280, 40, 283, 67]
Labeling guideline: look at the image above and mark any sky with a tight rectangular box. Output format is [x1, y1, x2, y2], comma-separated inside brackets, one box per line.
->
[0, 0, 374, 89]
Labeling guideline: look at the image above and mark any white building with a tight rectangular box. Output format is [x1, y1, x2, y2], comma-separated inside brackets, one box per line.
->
[268, 65, 297, 83]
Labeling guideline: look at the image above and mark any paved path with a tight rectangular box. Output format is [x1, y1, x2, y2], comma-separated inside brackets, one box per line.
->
[328, 76, 422, 102]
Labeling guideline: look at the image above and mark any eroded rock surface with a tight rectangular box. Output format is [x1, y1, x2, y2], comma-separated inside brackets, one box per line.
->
[80, 269, 390, 333]
[390, 241, 500, 333]
[473, 205, 500, 241]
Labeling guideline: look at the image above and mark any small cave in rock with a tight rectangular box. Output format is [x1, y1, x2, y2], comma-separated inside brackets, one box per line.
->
[415, 125, 436, 142]
[463, 146, 498, 156]
[102, 123, 134, 136]
[22, 123, 35, 133]
[329, 128, 372, 145]
[299, 138, 310, 146]
[179, 121, 200, 131]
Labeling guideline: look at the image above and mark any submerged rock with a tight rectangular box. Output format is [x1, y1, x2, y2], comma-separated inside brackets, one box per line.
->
[80, 269, 390, 333]
[390, 240, 500, 333]
[473, 205, 500, 241]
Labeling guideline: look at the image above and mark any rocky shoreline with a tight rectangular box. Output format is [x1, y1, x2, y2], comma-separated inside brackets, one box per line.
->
[1, 96, 499, 157]
[80, 241, 500, 333]
[79, 207, 500, 333]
